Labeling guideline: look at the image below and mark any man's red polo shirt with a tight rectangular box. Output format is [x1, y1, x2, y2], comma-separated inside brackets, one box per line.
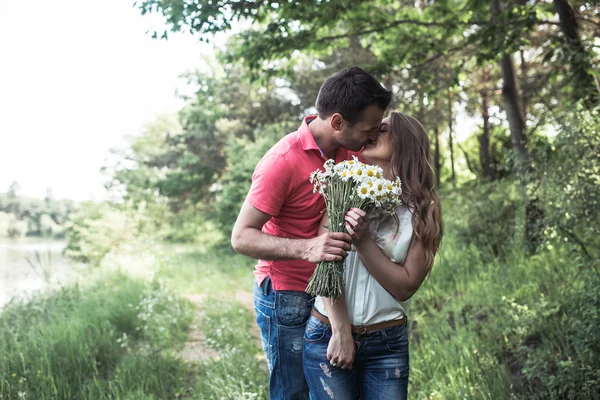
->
[247, 116, 357, 292]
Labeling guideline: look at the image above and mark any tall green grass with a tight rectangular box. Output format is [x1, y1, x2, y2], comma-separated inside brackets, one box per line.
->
[155, 244, 255, 295]
[0, 274, 194, 399]
[3, 227, 597, 399]
[195, 298, 268, 399]
[408, 233, 600, 399]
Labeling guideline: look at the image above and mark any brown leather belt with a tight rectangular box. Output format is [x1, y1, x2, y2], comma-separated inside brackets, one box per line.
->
[311, 308, 405, 334]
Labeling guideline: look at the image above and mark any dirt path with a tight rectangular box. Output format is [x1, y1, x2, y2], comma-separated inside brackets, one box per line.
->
[178, 291, 265, 364]
[177, 294, 220, 363]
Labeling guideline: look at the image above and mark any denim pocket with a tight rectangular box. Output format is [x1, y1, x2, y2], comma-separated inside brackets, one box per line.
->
[385, 325, 409, 353]
[303, 315, 329, 343]
[275, 291, 314, 328]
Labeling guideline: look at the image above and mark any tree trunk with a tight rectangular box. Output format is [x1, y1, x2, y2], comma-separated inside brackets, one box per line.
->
[479, 66, 495, 180]
[447, 89, 456, 186]
[501, 54, 530, 175]
[417, 92, 425, 125]
[433, 95, 442, 188]
[553, 0, 600, 106]
[491, 0, 544, 253]
[458, 143, 476, 175]
[519, 50, 528, 120]
[491, 0, 529, 176]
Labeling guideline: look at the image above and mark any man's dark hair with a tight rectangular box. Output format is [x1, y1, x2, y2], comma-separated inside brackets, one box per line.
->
[315, 67, 392, 125]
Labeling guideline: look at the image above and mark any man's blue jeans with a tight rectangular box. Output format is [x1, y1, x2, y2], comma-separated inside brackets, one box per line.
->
[303, 314, 410, 400]
[254, 276, 314, 399]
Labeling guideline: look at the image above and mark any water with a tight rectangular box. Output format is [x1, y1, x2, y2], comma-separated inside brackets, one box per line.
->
[0, 239, 79, 308]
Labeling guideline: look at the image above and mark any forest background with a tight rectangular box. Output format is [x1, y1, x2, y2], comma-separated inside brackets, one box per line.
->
[1, 0, 599, 399]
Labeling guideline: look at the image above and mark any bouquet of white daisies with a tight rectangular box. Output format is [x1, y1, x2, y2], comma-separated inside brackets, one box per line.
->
[306, 156, 402, 299]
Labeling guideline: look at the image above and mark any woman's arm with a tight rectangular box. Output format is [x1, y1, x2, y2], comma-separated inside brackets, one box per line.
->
[345, 208, 429, 302]
[318, 212, 355, 370]
[322, 296, 355, 369]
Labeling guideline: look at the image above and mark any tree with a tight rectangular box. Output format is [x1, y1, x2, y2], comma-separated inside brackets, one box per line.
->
[447, 88, 456, 186]
[553, 0, 600, 106]
[479, 65, 496, 180]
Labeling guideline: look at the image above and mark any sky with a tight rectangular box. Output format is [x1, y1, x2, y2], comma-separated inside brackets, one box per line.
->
[0, 0, 216, 201]
[0, 1, 481, 202]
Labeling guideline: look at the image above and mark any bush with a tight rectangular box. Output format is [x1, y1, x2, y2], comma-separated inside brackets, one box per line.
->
[213, 122, 295, 243]
[538, 106, 600, 260]
[64, 201, 154, 265]
[443, 179, 523, 260]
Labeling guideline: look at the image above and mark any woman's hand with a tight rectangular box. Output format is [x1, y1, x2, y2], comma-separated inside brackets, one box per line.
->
[345, 208, 370, 246]
[327, 328, 355, 370]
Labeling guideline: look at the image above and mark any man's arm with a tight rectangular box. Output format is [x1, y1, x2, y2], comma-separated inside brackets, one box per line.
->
[231, 199, 352, 263]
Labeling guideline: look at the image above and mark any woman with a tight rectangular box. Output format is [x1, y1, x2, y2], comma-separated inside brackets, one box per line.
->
[303, 112, 443, 399]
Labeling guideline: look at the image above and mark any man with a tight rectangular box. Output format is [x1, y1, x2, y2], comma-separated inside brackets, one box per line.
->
[231, 67, 392, 399]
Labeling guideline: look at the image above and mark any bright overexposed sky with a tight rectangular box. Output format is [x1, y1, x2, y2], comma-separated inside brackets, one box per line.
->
[0, 0, 217, 201]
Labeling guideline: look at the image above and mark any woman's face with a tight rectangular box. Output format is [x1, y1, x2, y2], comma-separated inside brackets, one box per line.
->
[361, 116, 394, 169]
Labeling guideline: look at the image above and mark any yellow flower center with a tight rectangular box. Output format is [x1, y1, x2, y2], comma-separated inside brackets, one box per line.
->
[360, 188, 368, 194]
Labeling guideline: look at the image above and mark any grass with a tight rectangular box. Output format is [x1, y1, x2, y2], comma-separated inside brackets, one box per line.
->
[0, 273, 195, 399]
[407, 232, 600, 399]
[2, 224, 598, 399]
[194, 298, 268, 399]
[154, 244, 255, 295]
[0, 243, 266, 400]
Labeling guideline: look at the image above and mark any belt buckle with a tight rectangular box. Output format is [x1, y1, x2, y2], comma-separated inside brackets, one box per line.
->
[354, 324, 367, 346]
[357, 324, 367, 335]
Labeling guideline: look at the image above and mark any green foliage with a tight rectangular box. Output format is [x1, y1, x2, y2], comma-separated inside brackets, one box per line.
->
[458, 124, 515, 179]
[27, 4, 598, 398]
[409, 228, 600, 399]
[103, 63, 304, 244]
[0, 211, 28, 238]
[104, 113, 181, 205]
[443, 180, 523, 259]
[214, 122, 293, 241]
[515, 269, 600, 399]
[0, 274, 193, 400]
[0, 190, 77, 238]
[160, 206, 224, 245]
[64, 201, 159, 265]
[538, 105, 600, 260]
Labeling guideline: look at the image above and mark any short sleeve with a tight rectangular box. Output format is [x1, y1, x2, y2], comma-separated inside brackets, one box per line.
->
[247, 153, 294, 216]
[372, 206, 414, 264]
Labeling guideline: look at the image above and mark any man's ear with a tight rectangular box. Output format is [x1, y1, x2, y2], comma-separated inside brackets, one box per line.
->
[330, 113, 345, 132]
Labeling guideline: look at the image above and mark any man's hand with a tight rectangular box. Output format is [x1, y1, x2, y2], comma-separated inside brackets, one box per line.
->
[304, 232, 352, 263]
[327, 329, 355, 370]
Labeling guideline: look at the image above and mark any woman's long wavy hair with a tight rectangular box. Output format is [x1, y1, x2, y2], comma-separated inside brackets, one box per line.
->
[388, 112, 443, 271]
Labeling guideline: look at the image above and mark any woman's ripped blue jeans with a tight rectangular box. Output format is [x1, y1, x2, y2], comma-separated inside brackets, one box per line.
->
[303, 314, 409, 400]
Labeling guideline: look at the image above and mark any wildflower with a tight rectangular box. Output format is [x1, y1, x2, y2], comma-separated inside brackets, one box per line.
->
[307, 158, 402, 298]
